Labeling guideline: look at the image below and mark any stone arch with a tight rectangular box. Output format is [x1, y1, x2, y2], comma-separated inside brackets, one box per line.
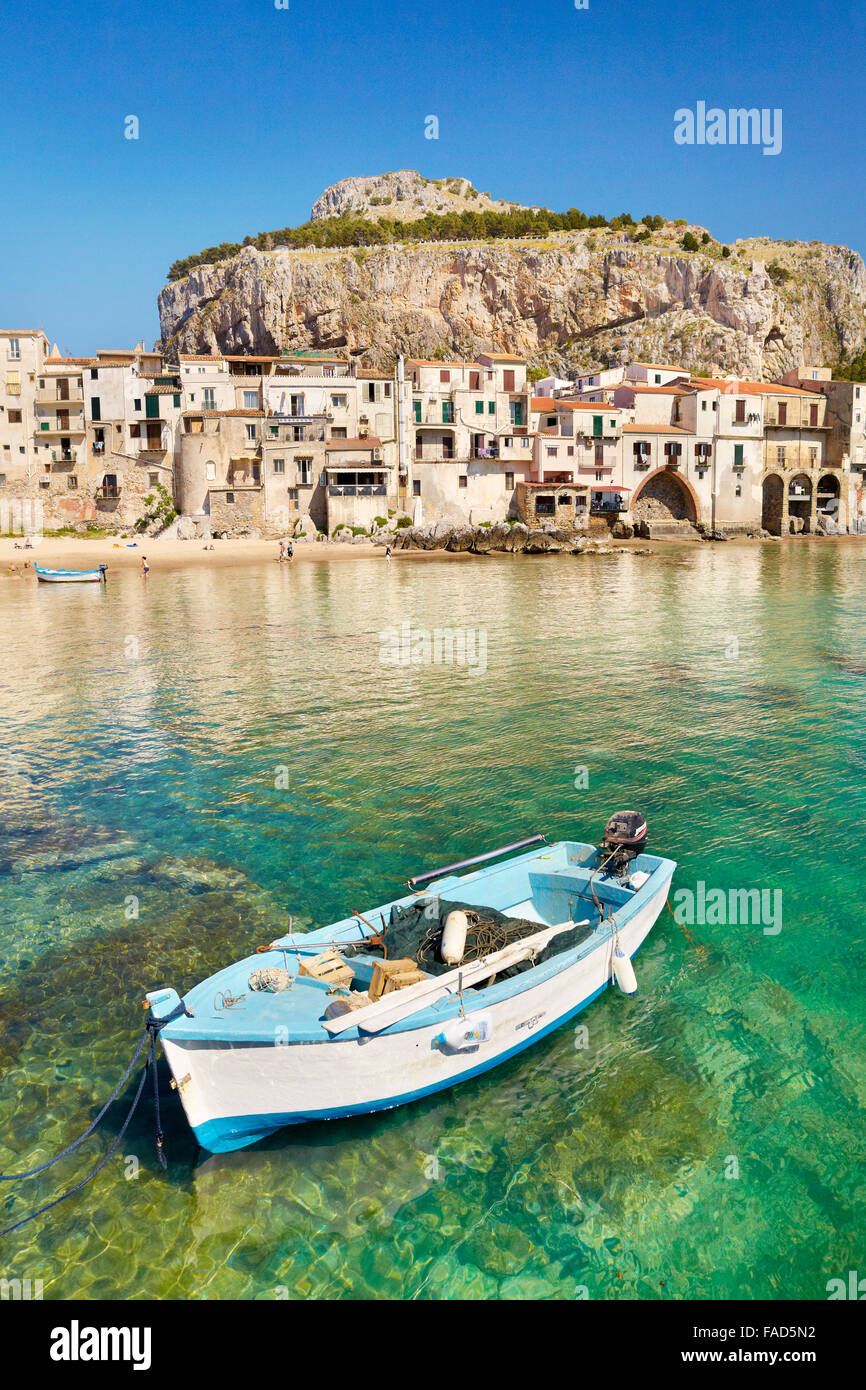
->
[787, 473, 812, 534]
[631, 467, 700, 526]
[761, 472, 784, 535]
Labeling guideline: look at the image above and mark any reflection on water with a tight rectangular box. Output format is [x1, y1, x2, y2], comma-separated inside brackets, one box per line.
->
[0, 543, 864, 1298]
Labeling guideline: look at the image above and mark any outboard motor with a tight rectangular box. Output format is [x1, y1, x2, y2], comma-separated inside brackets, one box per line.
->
[601, 810, 648, 875]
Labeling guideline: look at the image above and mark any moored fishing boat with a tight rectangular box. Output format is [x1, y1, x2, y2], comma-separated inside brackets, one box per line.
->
[35, 563, 107, 583]
[146, 814, 675, 1154]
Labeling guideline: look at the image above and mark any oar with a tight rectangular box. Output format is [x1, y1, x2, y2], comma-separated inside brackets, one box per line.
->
[322, 920, 588, 1036]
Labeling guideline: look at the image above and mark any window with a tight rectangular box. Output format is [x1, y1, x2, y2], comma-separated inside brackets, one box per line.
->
[503, 437, 513, 448]
[174, 394, 180, 408]
[8, 409, 21, 423]
[458, 475, 467, 488]
[203, 389, 215, 409]
[809, 404, 818, 426]
[90, 397, 101, 422]
[653, 373, 662, 384]
[735, 485, 742, 496]
[701, 400, 707, 411]
[567, 446, 574, 456]
[8, 338, 20, 359]
[442, 402, 454, 424]
[414, 400, 422, 422]
[776, 446, 786, 464]
[323, 366, 335, 377]
[733, 443, 744, 467]
[245, 424, 256, 441]
[225, 492, 235, 503]
[505, 472, 514, 489]
[243, 391, 258, 409]
[297, 458, 312, 485]
[205, 461, 216, 480]
[469, 371, 480, 391]
[592, 415, 603, 437]
[595, 470, 603, 481]
[384, 383, 391, 398]
[777, 402, 787, 425]
[91, 368, 98, 379]
[67, 475, 78, 489]
[510, 401, 524, 426]
[610, 419, 616, 429]
[133, 398, 141, 412]
[330, 427, 347, 439]
[488, 402, 495, 415]
[546, 446, 558, 457]
[439, 369, 450, 384]
[735, 399, 746, 422]
[503, 370, 515, 391]
[413, 479, 421, 496]
[475, 401, 484, 415]
[273, 458, 285, 473]
[331, 395, 347, 408]
[6, 372, 20, 395]
[809, 448, 817, 466]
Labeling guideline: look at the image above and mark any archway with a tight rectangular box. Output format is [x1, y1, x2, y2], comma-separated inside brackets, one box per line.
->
[631, 467, 700, 526]
[816, 473, 841, 520]
[761, 473, 784, 535]
[787, 474, 812, 533]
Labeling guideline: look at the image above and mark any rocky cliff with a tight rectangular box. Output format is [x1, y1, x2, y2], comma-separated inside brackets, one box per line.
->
[311, 169, 529, 223]
[158, 221, 866, 378]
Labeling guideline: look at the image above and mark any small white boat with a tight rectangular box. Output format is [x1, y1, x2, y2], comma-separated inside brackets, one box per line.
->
[146, 813, 675, 1153]
[35, 564, 107, 583]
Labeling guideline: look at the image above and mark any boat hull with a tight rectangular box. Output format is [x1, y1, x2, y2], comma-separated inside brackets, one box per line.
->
[161, 876, 670, 1153]
[35, 566, 105, 583]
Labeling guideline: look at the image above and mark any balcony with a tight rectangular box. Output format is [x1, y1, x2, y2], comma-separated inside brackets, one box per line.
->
[415, 447, 455, 461]
[96, 486, 120, 501]
[51, 449, 77, 463]
[36, 388, 84, 405]
[328, 484, 387, 497]
[472, 448, 499, 459]
[36, 418, 86, 435]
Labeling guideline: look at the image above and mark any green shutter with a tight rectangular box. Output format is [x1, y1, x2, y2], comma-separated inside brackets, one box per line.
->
[593, 415, 603, 437]
[488, 401, 495, 415]
[173, 393, 180, 408]
[734, 444, 744, 466]
[414, 401, 421, 422]
[475, 401, 484, 415]
[145, 396, 159, 419]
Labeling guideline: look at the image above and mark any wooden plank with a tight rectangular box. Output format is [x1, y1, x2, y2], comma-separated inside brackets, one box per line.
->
[322, 920, 588, 1036]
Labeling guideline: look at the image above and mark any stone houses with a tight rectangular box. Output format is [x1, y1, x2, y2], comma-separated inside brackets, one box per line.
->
[4, 324, 865, 538]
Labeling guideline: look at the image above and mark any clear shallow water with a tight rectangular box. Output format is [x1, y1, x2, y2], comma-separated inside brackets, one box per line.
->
[0, 543, 864, 1300]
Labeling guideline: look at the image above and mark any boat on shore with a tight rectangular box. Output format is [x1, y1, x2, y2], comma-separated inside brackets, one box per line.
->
[35, 563, 107, 583]
[146, 814, 675, 1154]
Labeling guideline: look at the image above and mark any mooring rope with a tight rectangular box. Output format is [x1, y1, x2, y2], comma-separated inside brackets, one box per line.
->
[0, 1001, 189, 1236]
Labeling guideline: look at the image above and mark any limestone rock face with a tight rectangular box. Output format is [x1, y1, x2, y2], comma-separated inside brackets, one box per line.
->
[158, 229, 866, 378]
[311, 170, 526, 224]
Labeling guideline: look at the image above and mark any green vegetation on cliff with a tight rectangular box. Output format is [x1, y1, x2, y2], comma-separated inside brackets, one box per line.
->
[166, 207, 674, 282]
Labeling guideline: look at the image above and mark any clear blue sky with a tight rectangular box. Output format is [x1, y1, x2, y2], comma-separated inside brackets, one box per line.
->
[2, 0, 862, 355]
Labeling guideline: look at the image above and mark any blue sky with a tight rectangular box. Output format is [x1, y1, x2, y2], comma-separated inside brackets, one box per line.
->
[1, 0, 862, 354]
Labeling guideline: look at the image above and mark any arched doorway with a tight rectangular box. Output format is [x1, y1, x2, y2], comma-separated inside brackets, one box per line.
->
[787, 474, 812, 533]
[816, 473, 841, 525]
[761, 473, 784, 535]
[631, 468, 700, 526]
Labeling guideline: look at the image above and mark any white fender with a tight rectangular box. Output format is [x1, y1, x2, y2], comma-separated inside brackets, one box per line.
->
[613, 943, 637, 995]
[441, 909, 469, 965]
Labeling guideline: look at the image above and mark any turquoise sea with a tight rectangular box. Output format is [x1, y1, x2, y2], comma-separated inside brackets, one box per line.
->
[0, 542, 863, 1300]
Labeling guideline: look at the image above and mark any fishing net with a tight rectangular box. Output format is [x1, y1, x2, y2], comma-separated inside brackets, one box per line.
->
[371, 899, 593, 980]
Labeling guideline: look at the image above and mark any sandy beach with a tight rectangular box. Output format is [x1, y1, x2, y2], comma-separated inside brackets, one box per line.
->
[0, 531, 859, 575]
[0, 535, 429, 572]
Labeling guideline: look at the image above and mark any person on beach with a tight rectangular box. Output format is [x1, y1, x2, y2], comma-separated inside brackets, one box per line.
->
[287, 541, 293, 560]
[141, 556, 150, 576]
[278, 540, 285, 562]
[385, 545, 392, 563]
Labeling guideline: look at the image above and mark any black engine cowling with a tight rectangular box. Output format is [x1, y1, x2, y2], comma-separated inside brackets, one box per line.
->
[601, 809, 648, 873]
